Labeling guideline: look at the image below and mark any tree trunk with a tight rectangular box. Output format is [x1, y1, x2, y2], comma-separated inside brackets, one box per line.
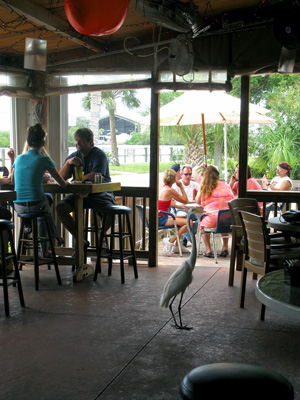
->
[184, 125, 203, 167]
[214, 131, 223, 173]
[109, 109, 120, 166]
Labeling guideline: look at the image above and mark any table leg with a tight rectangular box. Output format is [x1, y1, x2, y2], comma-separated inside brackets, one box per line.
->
[73, 195, 94, 282]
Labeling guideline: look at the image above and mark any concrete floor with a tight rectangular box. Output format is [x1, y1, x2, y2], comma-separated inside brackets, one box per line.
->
[1, 243, 300, 400]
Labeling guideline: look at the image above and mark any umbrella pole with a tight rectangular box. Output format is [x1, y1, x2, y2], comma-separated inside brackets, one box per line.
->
[201, 114, 207, 165]
[224, 122, 228, 183]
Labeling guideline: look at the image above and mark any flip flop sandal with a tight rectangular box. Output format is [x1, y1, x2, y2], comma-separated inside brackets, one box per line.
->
[218, 250, 229, 257]
[203, 252, 214, 258]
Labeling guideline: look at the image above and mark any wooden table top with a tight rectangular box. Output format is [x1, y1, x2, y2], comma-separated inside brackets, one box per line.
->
[0, 190, 16, 202]
[43, 181, 121, 194]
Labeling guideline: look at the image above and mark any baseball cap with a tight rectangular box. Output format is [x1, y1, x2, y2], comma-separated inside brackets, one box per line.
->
[279, 162, 292, 175]
[171, 163, 181, 173]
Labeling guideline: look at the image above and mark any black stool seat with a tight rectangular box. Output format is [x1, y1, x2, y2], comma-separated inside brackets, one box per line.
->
[180, 363, 294, 399]
[0, 220, 14, 230]
[18, 211, 51, 218]
[94, 205, 138, 284]
[0, 219, 25, 316]
[17, 211, 61, 290]
[102, 205, 132, 215]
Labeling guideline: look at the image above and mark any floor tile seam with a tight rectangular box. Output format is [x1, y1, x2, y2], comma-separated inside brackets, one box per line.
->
[93, 269, 223, 398]
[21, 308, 123, 319]
[93, 319, 173, 399]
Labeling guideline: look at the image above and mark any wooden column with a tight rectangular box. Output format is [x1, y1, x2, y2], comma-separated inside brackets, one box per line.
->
[238, 76, 250, 198]
[148, 84, 160, 267]
[48, 96, 62, 169]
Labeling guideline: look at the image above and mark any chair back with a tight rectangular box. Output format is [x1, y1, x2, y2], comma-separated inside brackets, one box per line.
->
[215, 209, 232, 234]
[239, 211, 269, 272]
[229, 198, 260, 242]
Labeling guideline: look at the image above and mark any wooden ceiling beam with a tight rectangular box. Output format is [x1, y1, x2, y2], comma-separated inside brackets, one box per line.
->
[0, 0, 104, 53]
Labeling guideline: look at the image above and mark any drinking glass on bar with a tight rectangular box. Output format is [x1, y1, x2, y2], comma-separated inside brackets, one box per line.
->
[75, 166, 84, 181]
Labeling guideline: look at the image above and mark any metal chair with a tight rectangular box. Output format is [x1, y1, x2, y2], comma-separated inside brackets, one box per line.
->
[239, 211, 300, 320]
[228, 198, 261, 286]
[265, 201, 286, 219]
[136, 204, 182, 256]
[197, 209, 232, 263]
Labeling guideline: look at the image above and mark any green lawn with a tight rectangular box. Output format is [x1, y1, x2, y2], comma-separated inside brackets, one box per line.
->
[109, 162, 174, 174]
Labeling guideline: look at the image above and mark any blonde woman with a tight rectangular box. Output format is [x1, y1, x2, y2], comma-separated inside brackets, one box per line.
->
[159, 169, 190, 254]
[195, 165, 234, 258]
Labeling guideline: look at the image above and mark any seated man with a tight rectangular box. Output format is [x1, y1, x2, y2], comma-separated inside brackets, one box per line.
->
[262, 162, 293, 191]
[172, 165, 200, 247]
[56, 128, 116, 248]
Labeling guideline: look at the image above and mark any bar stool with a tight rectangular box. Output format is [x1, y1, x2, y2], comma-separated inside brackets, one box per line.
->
[0, 219, 25, 316]
[94, 205, 138, 284]
[180, 363, 294, 399]
[17, 212, 61, 291]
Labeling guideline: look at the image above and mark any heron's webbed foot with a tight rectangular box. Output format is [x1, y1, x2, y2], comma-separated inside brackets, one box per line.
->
[172, 323, 193, 331]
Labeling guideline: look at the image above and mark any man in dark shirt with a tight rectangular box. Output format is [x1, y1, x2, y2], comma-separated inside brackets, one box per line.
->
[56, 128, 116, 241]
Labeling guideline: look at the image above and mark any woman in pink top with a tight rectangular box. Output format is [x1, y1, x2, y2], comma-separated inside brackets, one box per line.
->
[195, 165, 234, 258]
[229, 164, 262, 196]
[229, 164, 263, 211]
[159, 169, 190, 255]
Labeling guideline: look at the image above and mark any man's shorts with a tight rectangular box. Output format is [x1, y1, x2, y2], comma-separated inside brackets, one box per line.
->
[60, 192, 116, 217]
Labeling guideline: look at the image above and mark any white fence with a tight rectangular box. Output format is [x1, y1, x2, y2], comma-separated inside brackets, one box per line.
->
[0, 145, 184, 168]
[73, 145, 185, 164]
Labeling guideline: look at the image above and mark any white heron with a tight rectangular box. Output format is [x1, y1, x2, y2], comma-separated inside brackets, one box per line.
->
[160, 208, 198, 330]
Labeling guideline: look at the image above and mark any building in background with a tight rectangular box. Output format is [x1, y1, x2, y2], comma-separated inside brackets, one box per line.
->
[98, 114, 140, 144]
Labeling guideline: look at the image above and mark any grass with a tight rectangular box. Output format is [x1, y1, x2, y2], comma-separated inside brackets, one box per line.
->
[109, 162, 175, 174]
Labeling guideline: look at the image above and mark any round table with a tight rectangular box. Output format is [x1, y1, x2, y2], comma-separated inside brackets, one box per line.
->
[255, 270, 300, 320]
[268, 216, 300, 238]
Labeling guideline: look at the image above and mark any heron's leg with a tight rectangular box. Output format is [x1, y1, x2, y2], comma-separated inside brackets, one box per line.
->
[177, 292, 193, 331]
[169, 295, 180, 328]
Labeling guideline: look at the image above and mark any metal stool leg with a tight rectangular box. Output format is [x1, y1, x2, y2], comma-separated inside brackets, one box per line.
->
[108, 214, 114, 276]
[44, 216, 61, 286]
[118, 214, 125, 284]
[8, 229, 24, 307]
[31, 217, 40, 291]
[0, 230, 9, 316]
[125, 214, 138, 279]
[94, 214, 106, 281]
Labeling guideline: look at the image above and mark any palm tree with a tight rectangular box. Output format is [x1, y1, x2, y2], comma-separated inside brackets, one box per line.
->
[83, 90, 140, 166]
[179, 124, 204, 166]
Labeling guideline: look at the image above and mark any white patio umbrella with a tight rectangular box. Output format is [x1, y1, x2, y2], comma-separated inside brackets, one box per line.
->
[140, 91, 275, 181]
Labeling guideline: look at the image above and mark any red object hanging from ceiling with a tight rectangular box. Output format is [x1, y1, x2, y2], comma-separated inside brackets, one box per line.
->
[64, 0, 129, 36]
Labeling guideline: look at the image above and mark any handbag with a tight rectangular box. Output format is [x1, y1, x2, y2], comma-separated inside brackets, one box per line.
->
[280, 210, 300, 224]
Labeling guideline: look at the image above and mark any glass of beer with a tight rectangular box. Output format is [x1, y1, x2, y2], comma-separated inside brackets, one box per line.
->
[75, 166, 84, 181]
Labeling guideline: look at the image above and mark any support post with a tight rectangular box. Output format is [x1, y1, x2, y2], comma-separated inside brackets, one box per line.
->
[148, 81, 159, 267]
[239, 76, 250, 198]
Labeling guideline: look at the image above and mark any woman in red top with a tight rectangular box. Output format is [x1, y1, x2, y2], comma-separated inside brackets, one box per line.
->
[159, 169, 190, 255]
